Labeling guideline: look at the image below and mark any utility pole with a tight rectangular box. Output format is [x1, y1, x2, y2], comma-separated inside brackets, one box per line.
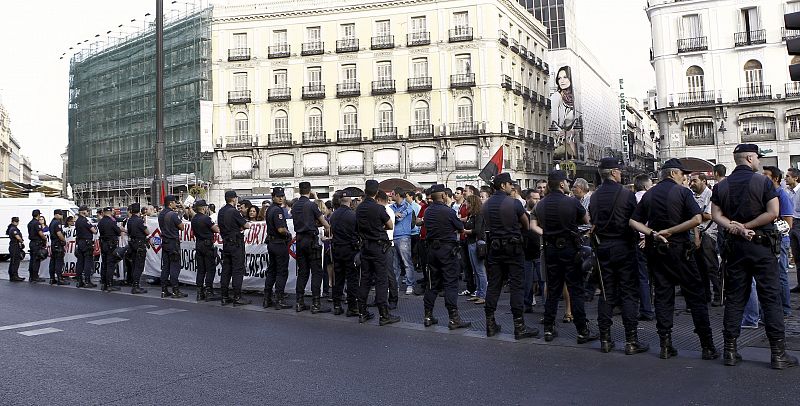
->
[151, 0, 167, 205]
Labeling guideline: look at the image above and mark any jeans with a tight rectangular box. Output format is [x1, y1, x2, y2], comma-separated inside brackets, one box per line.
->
[779, 238, 791, 316]
[742, 278, 760, 326]
[393, 237, 416, 288]
[467, 242, 487, 298]
[523, 259, 535, 307]
[635, 245, 655, 318]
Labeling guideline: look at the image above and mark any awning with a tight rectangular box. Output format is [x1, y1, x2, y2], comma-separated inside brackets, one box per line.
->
[738, 111, 775, 121]
[378, 178, 419, 193]
[0, 181, 61, 198]
[341, 186, 364, 197]
[787, 108, 800, 118]
[678, 157, 715, 174]
[683, 117, 713, 125]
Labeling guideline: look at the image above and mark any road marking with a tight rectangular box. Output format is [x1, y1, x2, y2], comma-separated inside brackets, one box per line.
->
[0, 305, 157, 332]
[146, 308, 187, 316]
[87, 317, 129, 326]
[18, 328, 62, 336]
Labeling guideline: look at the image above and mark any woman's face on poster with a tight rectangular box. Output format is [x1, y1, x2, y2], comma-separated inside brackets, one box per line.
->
[557, 69, 571, 91]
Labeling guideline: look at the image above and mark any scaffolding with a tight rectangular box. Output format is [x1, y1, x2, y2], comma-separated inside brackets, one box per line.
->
[67, 6, 212, 207]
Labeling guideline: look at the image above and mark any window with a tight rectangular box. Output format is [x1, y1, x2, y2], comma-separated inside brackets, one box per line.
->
[341, 64, 357, 82]
[274, 110, 288, 133]
[341, 23, 355, 39]
[307, 26, 321, 42]
[686, 122, 713, 144]
[235, 112, 248, 136]
[377, 61, 392, 80]
[412, 58, 428, 78]
[411, 16, 427, 33]
[453, 11, 468, 28]
[686, 66, 705, 93]
[744, 60, 763, 90]
[273, 69, 287, 87]
[272, 30, 287, 45]
[233, 72, 247, 90]
[741, 117, 776, 139]
[378, 103, 394, 129]
[307, 108, 322, 131]
[308, 67, 322, 85]
[413, 100, 430, 126]
[681, 14, 702, 38]
[233, 33, 247, 48]
[455, 54, 472, 74]
[375, 20, 391, 36]
[457, 97, 473, 123]
[788, 115, 800, 137]
[342, 105, 358, 130]
[740, 7, 761, 32]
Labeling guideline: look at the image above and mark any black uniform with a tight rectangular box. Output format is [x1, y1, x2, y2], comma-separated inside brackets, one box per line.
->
[191, 212, 216, 290]
[98, 215, 121, 288]
[49, 218, 66, 282]
[218, 203, 247, 300]
[27, 217, 45, 280]
[356, 197, 391, 310]
[422, 201, 464, 314]
[291, 196, 324, 301]
[6, 223, 24, 280]
[158, 207, 183, 289]
[75, 215, 95, 285]
[127, 214, 148, 287]
[329, 205, 359, 312]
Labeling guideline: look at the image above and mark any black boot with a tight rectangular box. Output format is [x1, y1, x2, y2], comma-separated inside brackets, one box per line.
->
[424, 308, 439, 327]
[448, 309, 471, 330]
[296, 298, 309, 312]
[333, 300, 344, 316]
[659, 333, 678, 359]
[513, 317, 539, 339]
[600, 329, 615, 353]
[49, 278, 58, 285]
[131, 282, 147, 294]
[723, 337, 741, 366]
[75, 278, 85, 288]
[263, 292, 273, 309]
[358, 303, 374, 323]
[197, 286, 206, 301]
[84, 278, 97, 288]
[378, 304, 400, 326]
[770, 339, 799, 370]
[486, 313, 501, 337]
[221, 291, 233, 306]
[624, 330, 649, 355]
[108, 281, 120, 291]
[205, 287, 219, 301]
[172, 287, 187, 298]
[274, 294, 291, 310]
[10, 275, 25, 282]
[232, 295, 251, 306]
[311, 297, 331, 314]
[161, 286, 171, 298]
[543, 325, 557, 342]
[346, 303, 360, 317]
[699, 334, 719, 360]
[577, 326, 599, 344]
[57, 276, 70, 286]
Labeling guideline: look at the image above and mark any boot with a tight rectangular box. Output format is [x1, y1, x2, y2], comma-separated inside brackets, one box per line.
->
[311, 297, 331, 314]
[723, 337, 741, 366]
[84, 278, 97, 288]
[358, 303, 374, 323]
[57, 276, 70, 286]
[513, 317, 538, 339]
[131, 282, 147, 294]
[108, 281, 120, 291]
[10, 275, 25, 282]
[600, 329, 615, 353]
[263, 292, 274, 309]
[197, 286, 206, 301]
[624, 330, 650, 355]
[770, 339, 799, 370]
[699, 334, 719, 360]
[75, 278, 86, 288]
[232, 295, 251, 306]
[486, 313, 501, 337]
[221, 292, 233, 306]
[333, 300, 344, 316]
[378, 304, 401, 326]
[161, 286, 172, 298]
[659, 333, 678, 359]
[274, 294, 291, 310]
[424, 308, 439, 327]
[577, 326, 599, 344]
[49, 278, 58, 285]
[448, 309, 471, 330]
[543, 325, 557, 342]
[205, 287, 219, 301]
[346, 303, 360, 317]
[172, 287, 187, 298]
[295, 298, 309, 312]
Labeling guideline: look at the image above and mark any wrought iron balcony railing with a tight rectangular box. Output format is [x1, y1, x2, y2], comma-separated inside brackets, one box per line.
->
[786, 82, 800, 98]
[407, 32, 431, 46]
[268, 44, 290, 58]
[336, 82, 361, 97]
[408, 124, 434, 139]
[228, 90, 251, 104]
[738, 85, 771, 102]
[407, 77, 432, 92]
[226, 135, 254, 148]
[337, 129, 362, 142]
[228, 48, 251, 61]
[676, 90, 715, 106]
[450, 73, 476, 88]
[677, 36, 708, 53]
[449, 26, 473, 42]
[734, 29, 766, 47]
[302, 130, 327, 144]
[301, 41, 324, 56]
[498, 30, 508, 46]
[371, 80, 396, 95]
[268, 132, 292, 147]
[302, 84, 325, 100]
[336, 38, 359, 53]
[373, 127, 398, 141]
[267, 87, 291, 102]
[371, 35, 395, 50]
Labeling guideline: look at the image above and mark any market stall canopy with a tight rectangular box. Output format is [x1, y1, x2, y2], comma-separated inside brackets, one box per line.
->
[378, 178, 419, 193]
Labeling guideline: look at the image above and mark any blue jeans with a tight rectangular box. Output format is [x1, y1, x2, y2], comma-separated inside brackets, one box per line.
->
[742, 278, 760, 326]
[523, 259, 535, 306]
[467, 242, 487, 298]
[393, 237, 415, 288]
[635, 245, 655, 318]
[779, 238, 792, 316]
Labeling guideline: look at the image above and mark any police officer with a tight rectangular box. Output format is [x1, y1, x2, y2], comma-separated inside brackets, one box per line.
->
[630, 158, 717, 360]
[218, 190, 251, 306]
[589, 158, 648, 354]
[159, 195, 187, 298]
[421, 184, 471, 330]
[126, 203, 149, 294]
[264, 187, 293, 310]
[48, 210, 69, 286]
[484, 173, 539, 340]
[355, 180, 401, 325]
[191, 199, 219, 301]
[329, 190, 360, 316]
[27, 209, 46, 283]
[6, 217, 25, 282]
[98, 207, 123, 292]
[75, 205, 97, 288]
[291, 181, 332, 313]
[532, 171, 591, 342]
[711, 144, 799, 369]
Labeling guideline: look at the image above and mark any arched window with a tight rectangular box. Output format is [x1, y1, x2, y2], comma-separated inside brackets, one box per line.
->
[456, 97, 473, 123]
[378, 103, 394, 129]
[274, 110, 288, 134]
[744, 59, 763, 89]
[413, 100, 430, 126]
[234, 112, 248, 137]
[307, 107, 322, 132]
[686, 65, 704, 94]
[342, 105, 358, 131]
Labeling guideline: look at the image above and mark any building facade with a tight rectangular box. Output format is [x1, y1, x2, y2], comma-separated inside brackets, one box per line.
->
[9, 136, 21, 183]
[647, 0, 800, 171]
[208, 0, 553, 201]
[0, 100, 12, 182]
[624, 97, 659, 173]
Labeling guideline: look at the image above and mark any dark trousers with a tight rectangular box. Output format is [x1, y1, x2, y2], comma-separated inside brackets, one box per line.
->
[695, 234, 721, 302]
[358, 241, 389, 307]
[423, 242, 460, 311]
[160, 238, 181, 288]
[596, 239, 639, 331]
[49, 250, 65, 280]
[485, 242, 525, 319]
[130, 241, 146, 284]
[461, 241, 475, 293]
[410, 234, 420, 271]
[28, 240, 43, 279]
[542, 244, 588, 329]
[100, 240, 117, 285]
[418, 239, 428, 280]
[790, 222, 800, 286]
[635, 245, 655, 318]
[523, 259, 535, 307]
[723, 237, 785, 341]
[265, 241, 289, 296]
[221, 238, 245, 297]
[332, 244, 359, 307]
[195, 239, 216, 289]
[386, 245, 398, 304]
[647, 241, 711, 337]
[9, 244, 22, 278]
[75, 239, 94, 281]
[295, 235, 323, 299]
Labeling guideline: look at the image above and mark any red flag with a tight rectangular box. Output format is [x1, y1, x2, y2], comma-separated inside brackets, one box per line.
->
[160, 181, 166, 205]
[479, 147, 503, 184]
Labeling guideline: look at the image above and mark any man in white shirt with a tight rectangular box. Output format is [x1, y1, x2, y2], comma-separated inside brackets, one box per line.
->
[377, 190, 399, 309]
[689, 173, 721, 306]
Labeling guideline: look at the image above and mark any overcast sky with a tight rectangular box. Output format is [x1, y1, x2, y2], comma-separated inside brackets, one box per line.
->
[0, 0, 654, 179]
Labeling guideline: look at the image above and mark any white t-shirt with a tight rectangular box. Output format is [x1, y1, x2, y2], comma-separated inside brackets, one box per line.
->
[385, 204, 395, 245]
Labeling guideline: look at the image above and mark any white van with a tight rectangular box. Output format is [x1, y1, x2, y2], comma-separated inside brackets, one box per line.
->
[0, 193, 79, 260]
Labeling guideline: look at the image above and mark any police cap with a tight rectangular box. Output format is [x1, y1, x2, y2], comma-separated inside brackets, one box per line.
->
[547, 170, 570, 182]
[661, 158, 691, 174]
[224, 190, 238, 200]
[598, 157, 623, 170]
[53, 209, 63, 216]
[32, 209, 40, 217]
[164, 195, 178, 203]
[193, 199, 208, 208]
[298, 181, 311, 189]
[492, 172, 515, 186]
[733, 143, 764, 157]
[272, 187, 285, 197]
[78, 205, 89, 212]
[103, 206, 113, 212]
[129, 203, 141, 214]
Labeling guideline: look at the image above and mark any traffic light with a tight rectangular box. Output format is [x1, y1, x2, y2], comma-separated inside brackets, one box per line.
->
[787, 11, 800, 81]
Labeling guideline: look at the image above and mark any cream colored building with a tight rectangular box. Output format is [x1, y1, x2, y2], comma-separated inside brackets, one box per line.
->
[0, 100, 11, 182]
[208, 0, 552, 201]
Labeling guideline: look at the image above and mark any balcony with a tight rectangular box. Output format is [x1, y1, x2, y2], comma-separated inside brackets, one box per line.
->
[407, 77, 432, 92]
[336, 38, 359, 53]
[677, 36, 708, 53]
[301, 41, 324, 56]
[408, 124, 434, 139]
[231, 169, 253, 179]
[226, 135, 254, 149]
[498, 30, 508, 46]
[542, 61, 549, 74]
[304, 166, 329, 176]
[450, 73, 476, 88]
[507, 122, 516, 136]
[410, 161, 436, 172]
[517, 127, 525, 139]
[738, 85, 771, 102]
[501, 75, 512, 90]
[302, 84, 325, 100]
[336, 82, 361, 97]
[268, 87, 291, 102]
[407, 32, 431, 46]
[269, 167, 294, 178]
[371, 35, 395, 50]
[741, 129, 776, 142]
[786, 82, 800, 98]
[734, 29, 766, 47]
[519, 45, 527, 58]
[783, 27, 800, 41]
[338, 165, 364, 175]
[455, 159, 478, 170]
[268, 132, 292, 147]
[522, 86, 531, 100]
[513, 82, 522, 95]
[546, 99, 551, 110]
[449, 122, 482, 136]
[515, 159, 524, 171]
[302, 131, 327, 145]
[227, 90, 251, 104]
[449, 26, 473, 42]
[374, 163, 400, 174]
[268, 44, 290, 59]
[228, 48, 251, 61]
[531, 89, 539, 101]
[373, 127, 398, 141]
[538, 95, 546, 106]
[372, 80, 396, 95]
[337, 129, 362, 143]
[509, 38, 519, 53]
[676, 90, 715, 107]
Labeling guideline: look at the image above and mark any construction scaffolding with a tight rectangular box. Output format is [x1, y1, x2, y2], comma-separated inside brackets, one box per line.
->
[67, 6, 212, 208]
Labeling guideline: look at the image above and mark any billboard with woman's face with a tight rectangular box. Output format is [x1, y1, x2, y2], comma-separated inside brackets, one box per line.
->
[550, 66, 582, 161]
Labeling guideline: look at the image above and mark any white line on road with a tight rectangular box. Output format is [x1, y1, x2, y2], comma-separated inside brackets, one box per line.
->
[87, 317, 129, 326]
[146, 308, 187, 316]
[0, 305, 157, 332]
[18, 328, 63, 336]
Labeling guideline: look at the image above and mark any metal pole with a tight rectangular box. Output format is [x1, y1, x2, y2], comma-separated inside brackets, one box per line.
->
[152, 0, 167, 205]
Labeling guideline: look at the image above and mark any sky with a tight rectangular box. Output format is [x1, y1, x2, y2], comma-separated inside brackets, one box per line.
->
[0, 0, 655, 179]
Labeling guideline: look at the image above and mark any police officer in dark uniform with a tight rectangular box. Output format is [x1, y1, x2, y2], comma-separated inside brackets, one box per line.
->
[630, 158, 717, 360]
[291, 181, 331, 313]
[74, 205, 97, 288]
[355, 179, 401, 325]
[711, 144, 799, 369]
[264, 187, 293, 310]
[126, 203, 149, 294]
[329, 190, 360, 316]
[6, 217, 25, 282]
[48, 210, 69, 286]
[158, 195, 187, 298]
[533, 170, 595, 342]
[191, 199, 219, 301]
[218, 190, 251, 306]
[421, 184, 471, 330]
[484, 172, 539, 340]
[589, 158, 648, 354]
[27, 209, 46, 283]
[98, 207, 123, 291]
